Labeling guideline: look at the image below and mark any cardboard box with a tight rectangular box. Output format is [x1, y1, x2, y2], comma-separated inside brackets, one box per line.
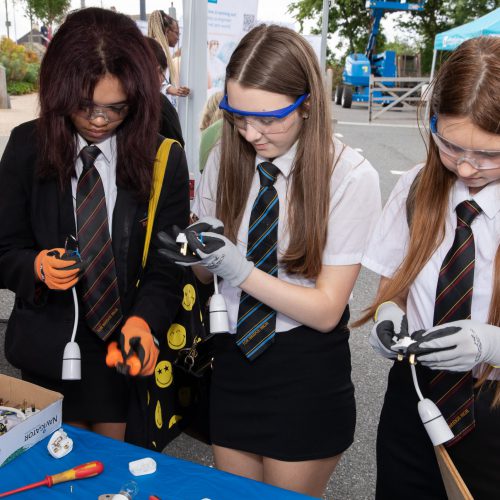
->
[0, 374, 62, 466]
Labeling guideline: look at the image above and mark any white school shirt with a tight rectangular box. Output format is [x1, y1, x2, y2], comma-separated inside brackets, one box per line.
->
[362, 164, 500, 379]
[192, 138, 382, 333]
[71, 134, 118, 234]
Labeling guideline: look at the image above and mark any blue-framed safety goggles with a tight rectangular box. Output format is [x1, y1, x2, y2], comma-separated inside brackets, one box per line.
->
[219, 93, 309, 118]
[430, 115, 500, 170]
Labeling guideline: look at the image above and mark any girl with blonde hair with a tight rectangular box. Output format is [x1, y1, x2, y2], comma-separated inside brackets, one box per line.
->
[147, 10, 189, 99]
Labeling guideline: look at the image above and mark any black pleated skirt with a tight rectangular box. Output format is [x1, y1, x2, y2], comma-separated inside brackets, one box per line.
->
[376, 362, 500, 500]
[210, 308, 355, 461]
[22, 322, 128, 423]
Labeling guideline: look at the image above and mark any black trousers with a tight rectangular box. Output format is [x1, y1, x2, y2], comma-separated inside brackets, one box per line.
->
[376, 362, 500, 500]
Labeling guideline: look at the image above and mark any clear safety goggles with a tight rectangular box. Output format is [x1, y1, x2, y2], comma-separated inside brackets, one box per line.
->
[219, 93, 308, 134]
[77, 100, 129, 124]
[430, 115, 500, 170]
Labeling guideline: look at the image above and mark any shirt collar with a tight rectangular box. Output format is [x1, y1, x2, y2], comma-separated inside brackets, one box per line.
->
[76, 133, 115, 164]
[452, 178, 500, 220]
[254, 141, 298, 179]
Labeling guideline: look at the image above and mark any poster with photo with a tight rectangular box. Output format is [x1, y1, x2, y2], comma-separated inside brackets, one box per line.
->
[207, 0, 259, 95]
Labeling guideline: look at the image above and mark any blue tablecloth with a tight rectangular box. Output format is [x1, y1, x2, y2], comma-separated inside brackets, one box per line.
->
[0, 425, 311, 499]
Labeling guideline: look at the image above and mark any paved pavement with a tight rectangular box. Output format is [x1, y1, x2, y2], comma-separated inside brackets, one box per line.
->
[0, 94, 428, 499]
[0, 92, 39, 153]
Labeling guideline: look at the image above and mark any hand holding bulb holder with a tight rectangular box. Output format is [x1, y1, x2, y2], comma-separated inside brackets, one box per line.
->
[60, 236, 83, 381]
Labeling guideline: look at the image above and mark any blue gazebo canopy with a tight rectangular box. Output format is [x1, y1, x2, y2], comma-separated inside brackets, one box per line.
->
[434, 7, 500, 51]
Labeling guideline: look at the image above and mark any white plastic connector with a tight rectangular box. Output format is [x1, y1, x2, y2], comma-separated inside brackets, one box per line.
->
[418, 399, 455, 446]
[176, 232, 188, 255]
[209, 293, 229, 334]
[391, 336, 416, 354]
[129, 457, 157, 476]
[410, 364, 454, 446]
[47, 428, 73, 458]
[62, 341, 81, 380]
[175, 233, 187, 244]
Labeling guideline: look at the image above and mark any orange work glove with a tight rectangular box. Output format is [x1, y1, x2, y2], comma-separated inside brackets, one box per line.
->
[34, 248, 83, 290]
[119, 316, 159, 376]
[105, 341, 141, 376]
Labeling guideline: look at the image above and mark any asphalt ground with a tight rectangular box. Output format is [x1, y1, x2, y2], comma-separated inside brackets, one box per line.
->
[0, 95, 427, 499]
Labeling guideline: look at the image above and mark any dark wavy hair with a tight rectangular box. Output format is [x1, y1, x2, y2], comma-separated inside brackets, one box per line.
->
[145, 37, 168, 72]
[37, 7, 160, 200]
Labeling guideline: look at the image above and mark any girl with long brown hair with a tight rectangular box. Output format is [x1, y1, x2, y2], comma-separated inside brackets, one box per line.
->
[360, 36, 500, 499]
[159, 24, 381, 497]
[0, 8, 189, 441]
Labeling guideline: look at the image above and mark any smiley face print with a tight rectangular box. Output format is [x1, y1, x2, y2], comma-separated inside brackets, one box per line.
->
[155, 360, 173, 388]
[167, 323, 186, 350]
[182, 284, 196, 311]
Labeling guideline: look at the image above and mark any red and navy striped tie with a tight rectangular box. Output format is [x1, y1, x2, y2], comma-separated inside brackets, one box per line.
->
[236, 162, 280, 361]
[430, 199, 482, 446]
[76, 145, 122, 341]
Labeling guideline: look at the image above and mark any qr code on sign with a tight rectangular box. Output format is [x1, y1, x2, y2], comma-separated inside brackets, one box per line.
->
[243, 14, 256, 32]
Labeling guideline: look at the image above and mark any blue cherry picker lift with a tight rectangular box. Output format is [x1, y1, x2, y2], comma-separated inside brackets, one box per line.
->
[335, 1, 425, 108]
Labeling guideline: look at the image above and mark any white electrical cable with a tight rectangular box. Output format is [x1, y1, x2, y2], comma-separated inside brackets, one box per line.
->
[213, 274, 219, 294]
[411, 360, 455, 445]
[410, 363, 424, 401]
[70, 287, 79, 343]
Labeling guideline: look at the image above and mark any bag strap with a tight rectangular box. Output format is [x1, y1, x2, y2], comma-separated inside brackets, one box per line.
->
[141, 138, 178, 269]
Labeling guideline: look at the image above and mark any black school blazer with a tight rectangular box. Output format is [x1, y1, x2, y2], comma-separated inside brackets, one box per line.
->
[0, 120, 190, 379]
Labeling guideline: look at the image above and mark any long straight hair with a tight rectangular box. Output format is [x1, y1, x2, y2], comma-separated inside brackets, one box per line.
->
[147, 10, 179, 86]
[358, 36, 500, 405]
[217, 24, 333, 279]
[37, 7, 160, 201]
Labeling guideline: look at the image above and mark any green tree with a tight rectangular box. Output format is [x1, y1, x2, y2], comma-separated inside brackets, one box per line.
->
[397, 0, 499, 73]
[288, 0, 379, 63]
[450, 0, 500, 26]
[23, 0, 71, 27]
[289, 0, 500, 73]
[384, 37, 419, 56]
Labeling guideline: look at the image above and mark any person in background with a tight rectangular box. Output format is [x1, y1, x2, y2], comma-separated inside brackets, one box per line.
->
[158, 24, 381, 498]
[199, 91, 223, 172]
[148, 10, 190, 103]
[40, 24, 49, 47]
[144, 36, 184, 147]
[0, 8, 189, 441]
[359, 36, 500, 499]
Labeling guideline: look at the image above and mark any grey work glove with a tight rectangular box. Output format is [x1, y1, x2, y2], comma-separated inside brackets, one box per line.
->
[407, 320, 500, 372]
[370, 301, 409, 360]
[157, 216, 224, 266]
[186, 231, 254, 287]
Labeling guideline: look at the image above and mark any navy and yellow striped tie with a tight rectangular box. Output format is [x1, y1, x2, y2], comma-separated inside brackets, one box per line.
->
[76, 145, 122, 341]
[236, 162, 280, 361]
[430, 199, 482, 446]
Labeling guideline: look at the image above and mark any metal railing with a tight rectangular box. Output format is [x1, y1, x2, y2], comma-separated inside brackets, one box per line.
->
[368, 75, 429, 122]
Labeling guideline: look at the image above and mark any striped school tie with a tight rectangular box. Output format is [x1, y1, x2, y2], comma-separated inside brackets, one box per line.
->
[430, 199, 482, 447]
[76, 145, 122, 341]
[236, 162, 280, 361]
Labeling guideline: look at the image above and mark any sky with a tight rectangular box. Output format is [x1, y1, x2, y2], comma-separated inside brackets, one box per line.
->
[0, 0, 300, 39]
[0, 0, 402, 50]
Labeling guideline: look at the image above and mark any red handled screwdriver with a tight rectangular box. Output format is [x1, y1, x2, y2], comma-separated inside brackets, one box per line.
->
[0, 460, 104, 497]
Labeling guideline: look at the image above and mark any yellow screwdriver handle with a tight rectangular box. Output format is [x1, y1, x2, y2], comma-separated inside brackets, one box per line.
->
[48, 461, 104, 486]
